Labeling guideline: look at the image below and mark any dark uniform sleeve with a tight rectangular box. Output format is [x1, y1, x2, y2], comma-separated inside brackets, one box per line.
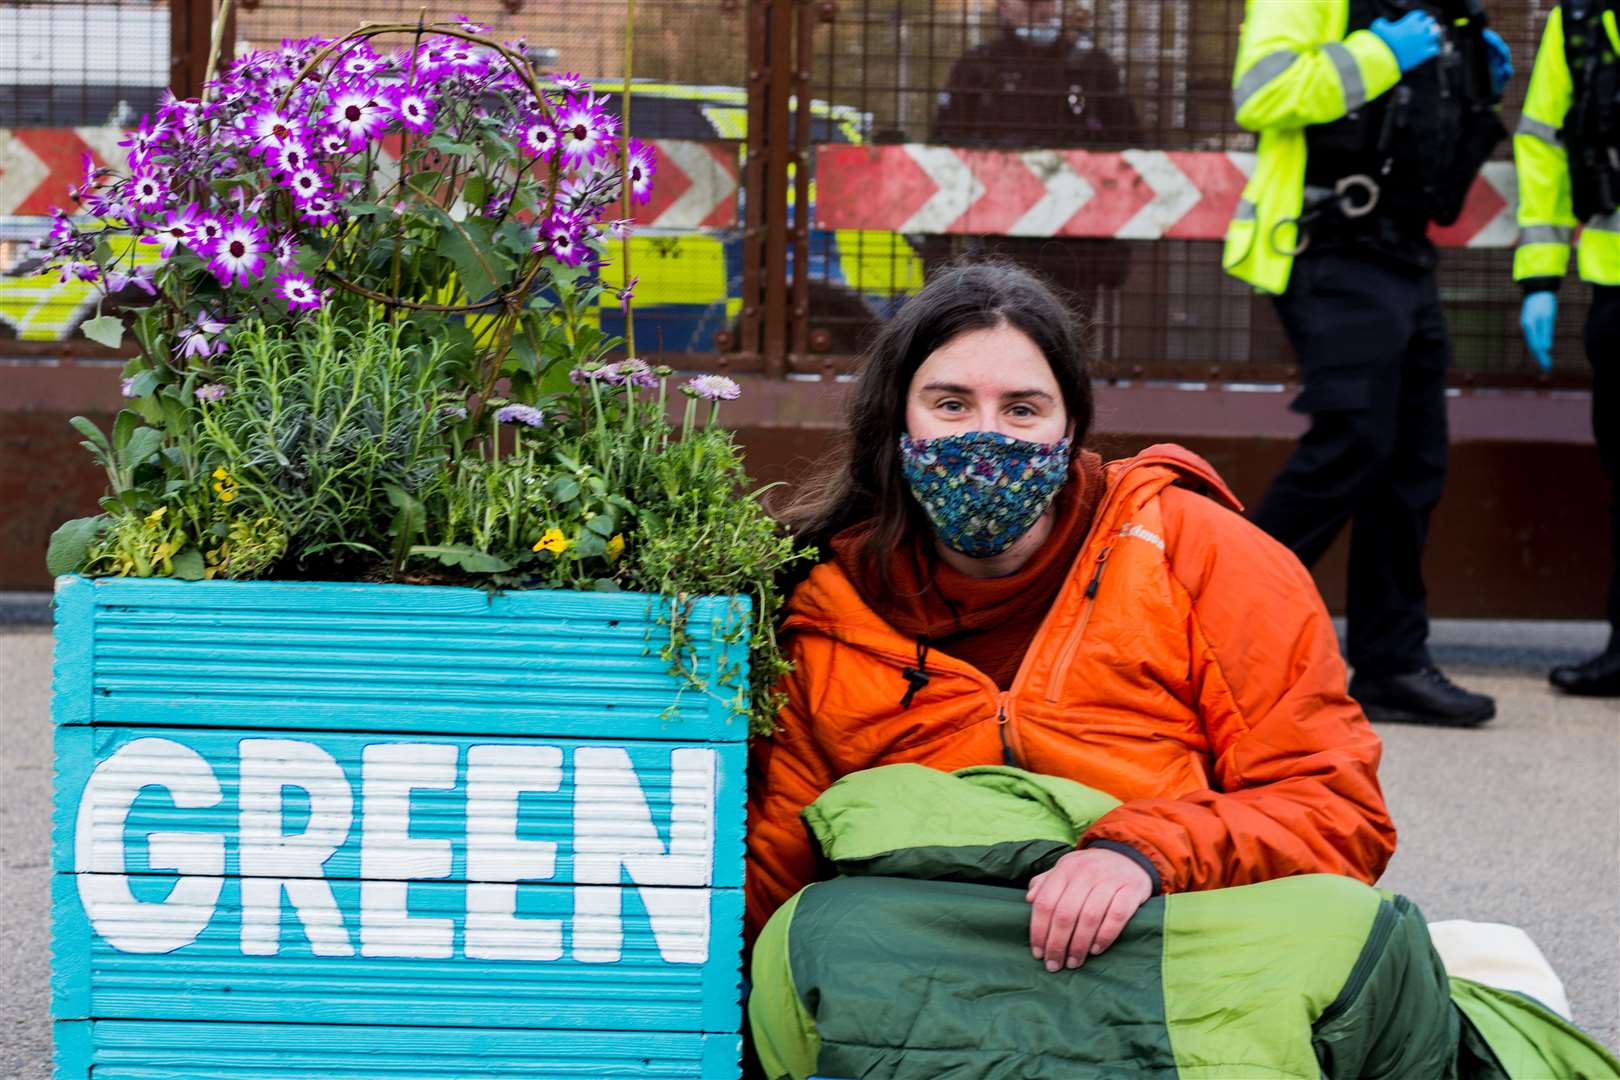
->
[932, 53, 986, 146]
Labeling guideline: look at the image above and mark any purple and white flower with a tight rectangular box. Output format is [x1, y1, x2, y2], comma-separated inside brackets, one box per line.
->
[177, 312, 229, 360]
[324, 84, 392, 149]
[120, 377, 139, 398]
[537, 213, 587, 267]
[556, 94, 617, 169]
[194, 382, 229, 401]
[248, 107, 307, 155]
[616, 275, 638, 315]
[127, 168, 168, 212]
[263, 139, 312, 178]
[272, 232, 299, 268]
[494, 403, 545, 428]
[106, 264, 158, 296]
[140, 203, 198, 258]
[275, 271, 323, 312]
[552, 72, 590, 93]
[625, 139, 657, 205]
[207, 214, 269, 287]
[118, 114, 173, 166]
[298, 195, 337, 227]
[283, 167, 329, 205]
[611, 358, 657, 389]
[520, 120, 558, 162]
[187, 214, 226, 255]
[684, 374, 742, 401]
[392, 89, 435, 135]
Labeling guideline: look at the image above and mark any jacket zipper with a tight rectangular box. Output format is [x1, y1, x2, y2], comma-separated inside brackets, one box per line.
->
[1314, 897, 1403, 1030]
[1043, 545, 1113, 703]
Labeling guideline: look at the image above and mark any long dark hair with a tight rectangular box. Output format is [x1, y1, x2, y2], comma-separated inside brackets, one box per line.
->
[779, 259, 1095, 586]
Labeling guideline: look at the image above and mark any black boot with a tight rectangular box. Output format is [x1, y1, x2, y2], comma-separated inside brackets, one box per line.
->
[1349, 667, 1496, 728]
[1549, 650, 1620, 698]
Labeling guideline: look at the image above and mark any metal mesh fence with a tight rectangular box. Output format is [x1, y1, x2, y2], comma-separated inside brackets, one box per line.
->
[2, 1, 172, 127]
[805, 0, 1584, 381]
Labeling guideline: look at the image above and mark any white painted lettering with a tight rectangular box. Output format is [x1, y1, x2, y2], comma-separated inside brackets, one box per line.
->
[237, 739, 355, 957]
[359, 742, 457, 959]
[464, 744, 563, 961]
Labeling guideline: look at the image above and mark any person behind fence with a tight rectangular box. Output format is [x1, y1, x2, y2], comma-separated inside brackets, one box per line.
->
[1514, 0, 1620, 698]
[925, 0, 1137, 308]
[1225, 0, 1514, 727]
[744, 262, 1396, 1068]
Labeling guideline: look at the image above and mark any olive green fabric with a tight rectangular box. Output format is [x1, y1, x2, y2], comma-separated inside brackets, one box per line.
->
[1159, 875, 1383, 1079]
[801, 764, 1119, 882]
[749, 889, 821, 1080]
[786, 876, 1178, 1079]
[1450, 977, 1620, 1079]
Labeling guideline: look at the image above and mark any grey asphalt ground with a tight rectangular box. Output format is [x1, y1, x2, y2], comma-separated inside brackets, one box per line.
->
[2, 619, 1616, 1077]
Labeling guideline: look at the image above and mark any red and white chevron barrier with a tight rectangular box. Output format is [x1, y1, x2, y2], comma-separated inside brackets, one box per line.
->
[0, 128, 740, 231]
[815, 144, 1520, 249]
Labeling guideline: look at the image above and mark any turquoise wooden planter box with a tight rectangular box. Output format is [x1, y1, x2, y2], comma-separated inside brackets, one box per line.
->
[51, 575, 749, 1078]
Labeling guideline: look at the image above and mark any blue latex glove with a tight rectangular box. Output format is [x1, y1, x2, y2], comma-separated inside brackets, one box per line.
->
[1483, 28, 1513, 97]
[1520, 291, 1557, 371]
[1371, 11, 1444, 73]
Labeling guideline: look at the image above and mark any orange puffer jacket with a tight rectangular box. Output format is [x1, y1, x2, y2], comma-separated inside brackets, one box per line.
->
[746, 444, 1395, 942]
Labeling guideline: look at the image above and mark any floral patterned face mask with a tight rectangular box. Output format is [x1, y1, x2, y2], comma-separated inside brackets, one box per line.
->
[898, 430, 1072, 558]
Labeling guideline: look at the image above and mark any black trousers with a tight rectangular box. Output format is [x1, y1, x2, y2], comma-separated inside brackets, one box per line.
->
[1588, 285, 1620, 646]
[1253, 249, 1450, 677]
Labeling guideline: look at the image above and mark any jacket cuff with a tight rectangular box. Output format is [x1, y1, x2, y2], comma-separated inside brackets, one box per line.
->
[1519, 277, 1562, 297]
[1082, 838, 1164, 896]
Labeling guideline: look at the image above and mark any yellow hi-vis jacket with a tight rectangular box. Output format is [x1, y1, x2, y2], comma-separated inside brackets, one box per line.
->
[1514, 5, 1620, 289]
[1224, 1, 1403, 294]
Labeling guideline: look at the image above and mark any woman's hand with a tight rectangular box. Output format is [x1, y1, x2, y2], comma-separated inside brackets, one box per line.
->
[1026, 847, 1153, 971]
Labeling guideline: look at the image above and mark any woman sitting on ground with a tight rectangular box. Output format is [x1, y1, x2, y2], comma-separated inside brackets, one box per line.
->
[747, 260, 1395, 968]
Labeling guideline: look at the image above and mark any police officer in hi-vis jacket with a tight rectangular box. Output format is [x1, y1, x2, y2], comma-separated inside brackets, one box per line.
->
[1225, 1, 1513, 726]
[1515, 0, 1620, 697]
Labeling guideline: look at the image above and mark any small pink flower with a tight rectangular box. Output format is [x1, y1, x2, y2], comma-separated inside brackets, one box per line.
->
[275, 271, 323, 312]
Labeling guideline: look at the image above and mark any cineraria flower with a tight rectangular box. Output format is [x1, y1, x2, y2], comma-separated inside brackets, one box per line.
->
[264, 139, 311, 178]
[299, 195, 338, 227]
[106, 264, 158, 296]
[537, 213, 586, 267]
[47, 208, 76, 246]
[283, 167, 329, 205]
[324, 84, 392, 149]
[177, 313, 229, 360]
[248, 107, 307, 155]
[194, 383, 229, 401]
[126, 168, 169, 212]
[208, 214, 269, 287]
[616, 275, 638, 315]
[187, 214, 226, 255]
[319, 131, 350, 157]
[684, 374, 742, 401]
[451, 12, 492, 33]
[519, 119, 558, 162]
[275, 271, 323, 312]
[339, 45, 386, 79]
[273, 234, 299, 268]
[557, 94, 617, 169]
[625, 139, 657, 205]
[494, 403, 545, 428]
[60, 261, 100, 284]
[120, 377, 139, 398]
[118, 114, 172, 166]
[392, 89, 435, 135]
[553, 71, 590, 93]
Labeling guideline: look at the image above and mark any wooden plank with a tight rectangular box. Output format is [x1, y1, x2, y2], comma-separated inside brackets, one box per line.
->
[70, 1020, 740, 1078]
[56, 875, 743, 1031]
[55, 728, 746, 888]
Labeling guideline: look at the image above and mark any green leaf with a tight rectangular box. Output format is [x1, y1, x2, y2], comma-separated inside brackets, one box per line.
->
[113, 409, 138, 450]
[407, 170, 444, 197]
[171, 547, 206, 581]
[551, 477, 581, 503]
[574, 532, 607, 559]
[46, 516, 106, 576]
[409, 544, 514, 574]
[430, 208, 507, 303]
[122, 426, 164, 466]
[82, 315, 125, 349]
[427, 135, 480, 157]
[585, 514, 617, 538]
[591, 578, 623, 593]
[462, 174, 489, 213]
[68, 415, 110, 451]
[126, 370, 160, 398]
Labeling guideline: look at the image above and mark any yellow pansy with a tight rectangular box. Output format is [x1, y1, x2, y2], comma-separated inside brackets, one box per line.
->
[605, 534, 625, 561]
[532, 528, 571, 555]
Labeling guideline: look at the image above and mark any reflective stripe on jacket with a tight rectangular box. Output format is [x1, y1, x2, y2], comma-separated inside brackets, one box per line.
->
[1514, 5, 1620, 287]
[744, 445, 1397, 942]
[1223, 0, 1403, 294]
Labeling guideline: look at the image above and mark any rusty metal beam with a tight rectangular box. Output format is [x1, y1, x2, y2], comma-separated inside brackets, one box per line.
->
[739, 0, 772, 359]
